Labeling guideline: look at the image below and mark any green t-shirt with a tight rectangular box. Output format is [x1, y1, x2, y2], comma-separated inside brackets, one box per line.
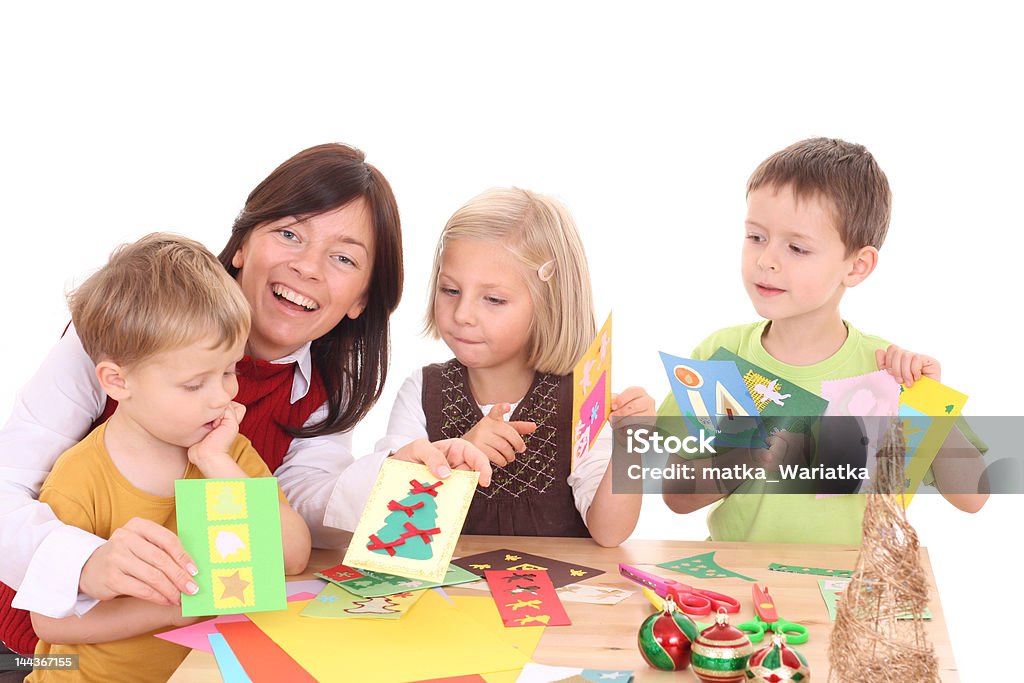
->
[664, 320, 890, 545]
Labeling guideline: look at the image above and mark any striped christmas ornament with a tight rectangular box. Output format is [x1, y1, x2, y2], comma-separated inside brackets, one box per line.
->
[745, 633, 810, 682]
[637, 595, 700, 670]
[691, 608, 753, 683]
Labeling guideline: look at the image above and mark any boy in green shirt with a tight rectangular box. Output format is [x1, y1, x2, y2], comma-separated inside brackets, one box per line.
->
[662, 138, 987, 544]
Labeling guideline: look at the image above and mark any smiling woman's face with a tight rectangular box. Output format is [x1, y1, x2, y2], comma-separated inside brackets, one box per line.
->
[231, 198, 376, 360]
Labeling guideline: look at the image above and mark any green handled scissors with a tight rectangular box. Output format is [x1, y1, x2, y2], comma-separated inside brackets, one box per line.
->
[737, 584, 809, 645]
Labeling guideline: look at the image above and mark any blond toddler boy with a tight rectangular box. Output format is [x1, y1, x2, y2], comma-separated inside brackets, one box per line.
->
[24, 234, 311, 682]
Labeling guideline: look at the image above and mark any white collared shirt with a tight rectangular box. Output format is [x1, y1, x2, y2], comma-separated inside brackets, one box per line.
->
[1, 327, 386, 618]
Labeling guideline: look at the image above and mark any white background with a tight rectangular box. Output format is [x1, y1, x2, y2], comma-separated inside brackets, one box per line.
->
[2, 2, 1019, 678]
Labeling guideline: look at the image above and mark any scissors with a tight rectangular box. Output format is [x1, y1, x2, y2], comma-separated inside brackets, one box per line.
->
[737, 584, 809, 645]
[619, 563, 740, 616]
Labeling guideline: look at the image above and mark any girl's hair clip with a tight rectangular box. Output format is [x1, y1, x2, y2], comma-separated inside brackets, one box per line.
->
[537, 259, 556, 282]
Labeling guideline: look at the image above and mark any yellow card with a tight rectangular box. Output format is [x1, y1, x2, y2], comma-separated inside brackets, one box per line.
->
[571, 312, 612, 471]
[898, 377, 968, 506]
[343, 460, 478, 582]
[247, 590, 528, 682]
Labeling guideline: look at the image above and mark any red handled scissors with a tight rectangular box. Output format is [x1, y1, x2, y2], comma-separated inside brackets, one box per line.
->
[619, 563, 740, 616]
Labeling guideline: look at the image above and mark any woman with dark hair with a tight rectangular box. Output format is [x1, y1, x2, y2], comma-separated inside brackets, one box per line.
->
[0, 144, 490, 659]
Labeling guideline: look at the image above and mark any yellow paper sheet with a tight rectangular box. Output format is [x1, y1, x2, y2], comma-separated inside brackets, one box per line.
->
[899, 376, 967, 506]
[451, 595, 544, 656]
[450, 595, 543, 683]
[247, 591, 528, 683]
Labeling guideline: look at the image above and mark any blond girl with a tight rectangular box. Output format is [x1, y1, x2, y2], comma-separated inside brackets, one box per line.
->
[377, 188, 649, 546]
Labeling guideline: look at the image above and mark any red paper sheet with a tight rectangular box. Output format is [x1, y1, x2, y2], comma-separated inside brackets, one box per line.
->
[484, 569, 571, 627]
[216, 620, 318, 683]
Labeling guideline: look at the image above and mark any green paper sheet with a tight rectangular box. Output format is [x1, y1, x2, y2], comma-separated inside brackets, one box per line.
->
[317, 564, 481, 598]
[769, 562, 854, 579]
[657, 551, 755, 582]
[709, 348, 829, 433]
[176, 477, 286, 616]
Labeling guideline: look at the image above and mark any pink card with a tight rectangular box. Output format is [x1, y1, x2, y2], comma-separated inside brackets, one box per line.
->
[821, 370, 901, 418]
[484, 569, 570, 627]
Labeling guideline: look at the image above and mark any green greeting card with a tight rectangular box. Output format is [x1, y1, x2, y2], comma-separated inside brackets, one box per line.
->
[176, 477, 287, 616]
[709, 348, 829, 433]
[300, 583, 426, 619]
[316, 563, 481, 598]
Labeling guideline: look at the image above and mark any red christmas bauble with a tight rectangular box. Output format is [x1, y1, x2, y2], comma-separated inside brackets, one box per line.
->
[690, 609, 754, 683]
[637, 596, 700, 670]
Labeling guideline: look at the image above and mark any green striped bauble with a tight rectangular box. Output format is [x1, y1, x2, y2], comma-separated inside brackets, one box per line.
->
[691, 611, 753, 683]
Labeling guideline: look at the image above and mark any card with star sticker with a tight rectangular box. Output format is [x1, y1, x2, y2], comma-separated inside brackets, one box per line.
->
[571, 312, 612, 472]
[451, 549, 604, 588]
[315, 561, 480, 598]
[485, 569, 571, 627]
[176, 477, 287, 616]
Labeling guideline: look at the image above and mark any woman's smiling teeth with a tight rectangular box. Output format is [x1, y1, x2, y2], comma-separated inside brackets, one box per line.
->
[272, 284, 320, 311]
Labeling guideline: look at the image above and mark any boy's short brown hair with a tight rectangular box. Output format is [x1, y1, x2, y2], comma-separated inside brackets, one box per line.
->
[747, 137, 891, 253]
[70, 233, 251, 366]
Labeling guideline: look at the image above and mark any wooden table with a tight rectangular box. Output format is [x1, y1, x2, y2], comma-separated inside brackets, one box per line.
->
[170, 536, 959, 682]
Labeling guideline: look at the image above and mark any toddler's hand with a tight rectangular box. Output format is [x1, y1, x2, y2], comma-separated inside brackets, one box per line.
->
[875, 344, 941, 387]
[188, 401, 246, 469]
[463, 403, 537, 467]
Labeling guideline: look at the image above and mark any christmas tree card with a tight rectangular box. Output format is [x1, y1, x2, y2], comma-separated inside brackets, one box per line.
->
[659, 352, 767, 449]
[316, 561, 480, 598]
[571, 313, 612, 471]
[175, 477, 287, 616]
[451, 548, 604, 588]
[343, 460, 478, 583]
[484, 569, 571, 627]
[299, 582, 425, 619]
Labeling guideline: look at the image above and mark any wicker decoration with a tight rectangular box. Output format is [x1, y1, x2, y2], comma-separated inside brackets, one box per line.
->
[828, 418, 939, 682]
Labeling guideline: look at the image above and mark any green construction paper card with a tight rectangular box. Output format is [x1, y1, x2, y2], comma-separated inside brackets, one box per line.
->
[709, 348, 829, 433]
[769, 562, 853, 579]
[817, 578, 931, 621]
[176, 477, 286, 616]
[657, 551, 755, 582]
[319, 563, 481, 598]
[299, 582, 425, 619]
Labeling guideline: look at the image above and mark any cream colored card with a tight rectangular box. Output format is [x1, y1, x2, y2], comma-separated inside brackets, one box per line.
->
[343, 460, 478, 582]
